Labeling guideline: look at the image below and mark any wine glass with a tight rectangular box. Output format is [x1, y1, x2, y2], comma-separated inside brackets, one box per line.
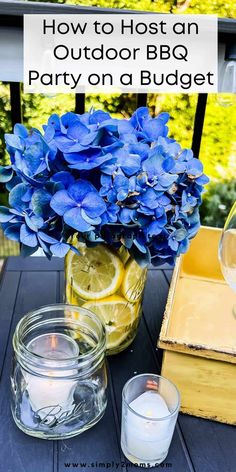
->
[219, 201, 236, 315]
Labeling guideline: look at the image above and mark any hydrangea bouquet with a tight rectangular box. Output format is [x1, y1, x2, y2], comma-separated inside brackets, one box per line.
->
[0, 107, 209, 354]
[0, 107, 208, 266]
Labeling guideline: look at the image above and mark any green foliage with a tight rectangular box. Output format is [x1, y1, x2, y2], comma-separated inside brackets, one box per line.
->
[0, 84, 11, 166]
[26, 0, 236, 17]
[200, 95, 236, 181]
[200, 180, 236, 228]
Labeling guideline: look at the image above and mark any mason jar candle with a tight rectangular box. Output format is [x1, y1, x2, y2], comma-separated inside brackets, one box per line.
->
[11, 304, 107, 439]
[121, 374, 180, 467]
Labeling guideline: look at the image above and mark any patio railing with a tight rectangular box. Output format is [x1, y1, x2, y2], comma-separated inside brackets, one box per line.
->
[0, 0, 236, 257]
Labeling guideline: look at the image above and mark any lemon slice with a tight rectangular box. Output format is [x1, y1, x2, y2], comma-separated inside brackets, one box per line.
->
[66, 245, 124, 300]
[121, 259, 147, 302]
[118, 246, 130, 265]
[83, 295, 136, 349]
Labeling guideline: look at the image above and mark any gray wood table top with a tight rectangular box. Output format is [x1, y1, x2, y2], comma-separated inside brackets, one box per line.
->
[0, 257, 235, 472]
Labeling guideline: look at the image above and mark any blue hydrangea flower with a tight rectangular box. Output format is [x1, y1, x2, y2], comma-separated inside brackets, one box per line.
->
[1, 107, 209, 265]
[50, 179, 106, 232]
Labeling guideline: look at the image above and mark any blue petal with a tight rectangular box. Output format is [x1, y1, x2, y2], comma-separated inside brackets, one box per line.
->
[5, 134, 24, 150]
[54, 136, 84, 153]
[162, 157, 175, 173]
[9, 183, 28, 211]
[89, 110, 110, 124]
[0, 166, 13, 183]
[155, 174, 178, 190]
[20, 224, 38, 247]
[130, 107, 149, 128]
[61, 112, 78, 129]
[158, 112, 170, 124]
[25, 215, 44, 231]
[50, 242, 70, 257]
[47, 113, 61, 131]
[14, 124, 28, 139]
[51, 171, 75, 189]
[64, 207, 93, 232]
[147, 221, 163, 238]
[117, 152, 141, 177]
[50, 190, 75, 216]
[175, 228, 188, 241]
[0, 206, 14, 223]
[80, 208, 101, 225]
[186, 158, 203, 176]
[64, 147, 101, 164]
[118, 120, 134, 134]
[168, 237, 178, 252]
[6, 175, 21, 192]
[31, 189, 52, 217]
[68, 154, 109, 170]
[68, 180, 96, 202]
[44, 124, 55, 142]
[195, 174, 209, 185]
[38, 231, 58, 244]
[117, 188, 128, 201]
[4, 223, 21, 241]
[21, 244, 39, 257]
[82, 192, 106, 217]
[119, 208, 133, 224]
[133, 238, 147, 254]
[143, 119, 165, 141]
[80, 130, 100, 146]
[67, 120, 89, 140]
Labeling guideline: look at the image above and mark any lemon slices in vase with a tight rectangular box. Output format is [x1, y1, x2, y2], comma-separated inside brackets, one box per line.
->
[65, 241, 147, 355]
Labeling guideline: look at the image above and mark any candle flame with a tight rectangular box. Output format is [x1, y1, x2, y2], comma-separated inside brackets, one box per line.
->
[50, 334, 58, 350]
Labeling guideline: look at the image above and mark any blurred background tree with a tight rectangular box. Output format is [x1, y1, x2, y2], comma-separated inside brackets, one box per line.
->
[0, 0, 235, 236]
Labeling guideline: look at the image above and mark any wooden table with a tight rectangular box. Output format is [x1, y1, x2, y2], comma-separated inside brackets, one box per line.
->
[0, 257, 235, 472]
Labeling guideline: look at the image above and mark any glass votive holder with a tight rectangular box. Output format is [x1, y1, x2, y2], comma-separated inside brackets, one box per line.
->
[121, 373, 180, 468]
[11, 304, 107, 440]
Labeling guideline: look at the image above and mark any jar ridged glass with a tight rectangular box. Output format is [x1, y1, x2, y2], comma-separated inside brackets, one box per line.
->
[11, 304, 107, 440]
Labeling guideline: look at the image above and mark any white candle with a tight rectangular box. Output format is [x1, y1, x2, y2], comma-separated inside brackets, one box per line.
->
[25, 333, 79, 419]
[124, 391, 174, 465]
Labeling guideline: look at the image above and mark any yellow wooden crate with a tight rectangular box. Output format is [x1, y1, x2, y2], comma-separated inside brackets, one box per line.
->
[158, 226, 236, 425]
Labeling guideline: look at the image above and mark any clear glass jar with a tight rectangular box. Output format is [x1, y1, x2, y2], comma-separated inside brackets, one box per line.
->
[65, 239, 148, 355]
[11, 304, 107, 440]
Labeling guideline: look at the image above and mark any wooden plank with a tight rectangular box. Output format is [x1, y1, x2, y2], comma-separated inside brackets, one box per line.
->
[0, 271, 58, 472]
[142, 269, 171, 348]
[179, 415, 236, 472]
[57, 270, 124, 471]
[59, 264, 190, 470]
[57, 386, 124, 472]
[149, 269, 236, 472]
[0, 271, 20, 378]
[108, 318, 192, 472]
[164, 269, 173, 284]
[6, 256, 64, 272]
[59, 271, 65, 303]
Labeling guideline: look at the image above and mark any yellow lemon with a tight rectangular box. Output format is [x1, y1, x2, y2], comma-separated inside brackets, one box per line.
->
[121, 259, 147, 302]
[83, 295, 136, 349]
[66, 245, 124, 300]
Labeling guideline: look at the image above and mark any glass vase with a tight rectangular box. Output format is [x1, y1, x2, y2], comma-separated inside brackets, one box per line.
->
[65, 239, 148, 355]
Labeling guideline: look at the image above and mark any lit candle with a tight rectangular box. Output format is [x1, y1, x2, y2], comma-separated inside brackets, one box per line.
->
[25, 333, 79, 419]
[123, 391, 174, 466]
